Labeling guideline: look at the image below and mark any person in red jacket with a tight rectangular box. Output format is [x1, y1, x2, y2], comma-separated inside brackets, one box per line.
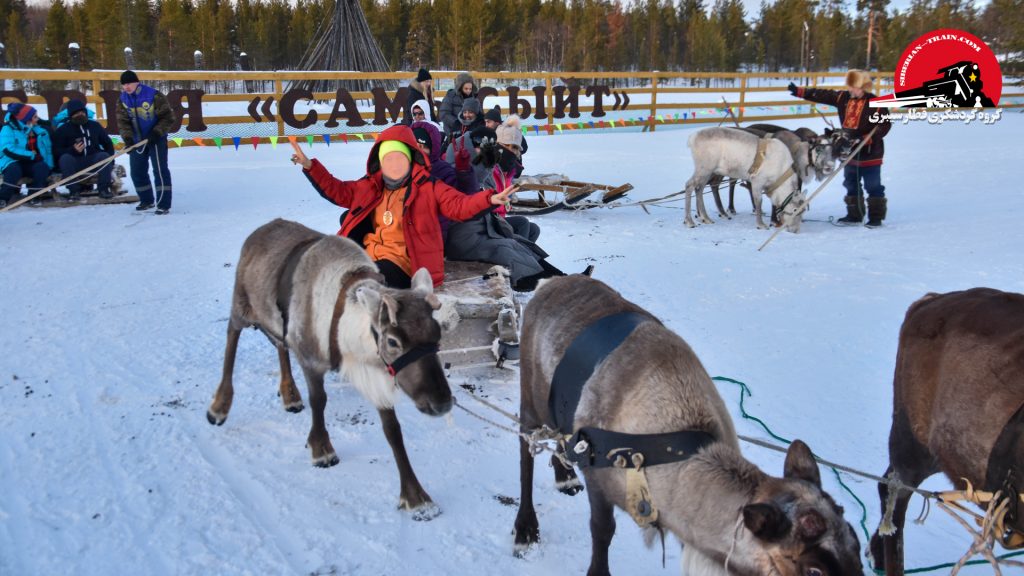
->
[291, 124, 514, 288]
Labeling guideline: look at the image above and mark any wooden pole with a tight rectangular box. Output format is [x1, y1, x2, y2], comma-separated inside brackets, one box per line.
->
[1, 140, 149, 213]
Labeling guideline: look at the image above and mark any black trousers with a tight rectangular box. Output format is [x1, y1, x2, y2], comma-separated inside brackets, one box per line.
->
[376, 259, 411, 289]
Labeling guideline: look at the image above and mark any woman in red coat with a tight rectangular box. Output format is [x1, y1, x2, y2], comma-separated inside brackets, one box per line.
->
[292, 125, 514, 288]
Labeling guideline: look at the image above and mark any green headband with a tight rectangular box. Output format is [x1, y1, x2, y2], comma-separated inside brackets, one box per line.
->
[378, 140, 412, 163]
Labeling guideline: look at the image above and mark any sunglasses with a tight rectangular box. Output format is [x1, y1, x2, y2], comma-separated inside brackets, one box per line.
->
[413, 110, 426, 117]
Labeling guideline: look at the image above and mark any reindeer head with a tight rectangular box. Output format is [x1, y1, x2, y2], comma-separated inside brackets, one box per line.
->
[740, 440, 863, 576]
[778, 186, 807, 234]
[809, 137, 836, 180]
[355, 268, 452, 416]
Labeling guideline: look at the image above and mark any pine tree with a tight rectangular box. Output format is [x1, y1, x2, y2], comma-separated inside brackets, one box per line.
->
[38, 0, 71, 68]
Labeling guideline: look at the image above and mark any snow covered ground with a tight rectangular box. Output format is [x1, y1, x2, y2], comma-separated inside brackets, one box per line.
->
[1, 112, 1022, 575]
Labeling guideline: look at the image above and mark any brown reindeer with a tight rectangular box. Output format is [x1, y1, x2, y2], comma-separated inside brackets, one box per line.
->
[207, 218, 451, 517]
[513, 275, 863, 575]
[870, 288, 1024, 574]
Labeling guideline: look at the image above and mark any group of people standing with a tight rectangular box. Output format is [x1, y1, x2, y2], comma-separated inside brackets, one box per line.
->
[0, 69, 176, 214]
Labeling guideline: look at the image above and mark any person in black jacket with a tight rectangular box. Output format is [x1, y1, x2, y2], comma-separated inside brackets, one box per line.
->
[53, 99, 115, 199]
[789, 69, 893, 227]
[402, 68, 435, 125]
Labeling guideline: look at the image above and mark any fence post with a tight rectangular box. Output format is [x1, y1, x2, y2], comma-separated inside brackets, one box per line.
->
[275, 78, 284, 138]
[738, 75, 747, 122]
[544, 73, 553, 134]
[648, 73, 659, 133]
[92, 78, 103, 124]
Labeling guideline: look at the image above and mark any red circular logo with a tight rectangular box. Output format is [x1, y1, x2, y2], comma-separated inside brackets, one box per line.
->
[890, 29, 1001, 107]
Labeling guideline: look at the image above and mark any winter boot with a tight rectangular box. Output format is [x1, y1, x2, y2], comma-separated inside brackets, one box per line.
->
[866, 197, 887, 228]
[837, 194, 865, 224]
[98, 187, 113, 200]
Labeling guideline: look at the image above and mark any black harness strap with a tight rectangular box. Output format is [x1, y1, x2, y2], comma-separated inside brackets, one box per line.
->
[567, 426, 717, 469]
[549, 311, 649, 435]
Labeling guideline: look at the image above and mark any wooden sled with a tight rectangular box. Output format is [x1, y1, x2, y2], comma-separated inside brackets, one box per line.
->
[3, 165, 134, 208]
[509, 174, 633, 216]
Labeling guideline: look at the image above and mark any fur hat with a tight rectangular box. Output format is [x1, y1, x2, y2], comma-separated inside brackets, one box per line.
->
[6, 102, 37, 123]
[484, 106, 502, 124]
[495, 115, 523, 150]
[120, 70, 140, 85]
[416, 68, 432, 83]
[844, 69, 873, 91]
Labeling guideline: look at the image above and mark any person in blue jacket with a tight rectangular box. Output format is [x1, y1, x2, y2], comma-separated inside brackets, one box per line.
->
[0, 103, 53, 207]
[117, 70, 177, 214]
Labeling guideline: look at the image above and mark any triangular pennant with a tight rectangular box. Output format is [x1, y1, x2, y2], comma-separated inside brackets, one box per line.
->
[683, 112, 688, 120]
[556, 124, 563, 132]
[192, 137, 205, 147]
[534, 125, 540, 135]
[589, 121, 595, 129]
[269, 136, 278, 149]
[577, 122, 584, 130]
[323, 134, 331, 146]
[521, 126, 528, 135]
[213, 137, 223, 149]
[251, 136, 259, 150]
[340, 133, 348, 144]
[306, 135, 314, 147]
[288, 135, 298, 147]
[372, 133, 380, 140]
[355, 134, 364, 141]
[173, 137, 183, 147]
[111, 136, 121, 145]
[232, 136, 241, 150]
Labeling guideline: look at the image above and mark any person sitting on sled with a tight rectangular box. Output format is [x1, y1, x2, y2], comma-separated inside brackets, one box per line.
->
[788, 69, 893, 227]
[291, 124, 514, 289]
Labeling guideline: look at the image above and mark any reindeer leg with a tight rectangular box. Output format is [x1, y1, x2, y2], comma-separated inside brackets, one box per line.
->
[710, 176, 730, 219]
[301, 366, 339, 468]
[683, 182, 697, 228]
[207, 323, 242, 425]
[872, 410, 940, 576]
[514, 435, 540, 556]
[754, 186, 769, 229]
[277, 346, 304, 413]
[553, 453, 583, 496]
[728, 179, 738, 215]
[378, 408, 439, 519]
[695, 181, 715, 224]
[585, 478, 617, 576]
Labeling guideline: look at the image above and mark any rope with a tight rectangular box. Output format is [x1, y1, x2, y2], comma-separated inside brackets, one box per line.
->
[710, 376, 1024, 574]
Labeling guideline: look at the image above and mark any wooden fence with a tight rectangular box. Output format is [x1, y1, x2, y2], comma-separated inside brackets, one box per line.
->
[0, 70, 1018, 147]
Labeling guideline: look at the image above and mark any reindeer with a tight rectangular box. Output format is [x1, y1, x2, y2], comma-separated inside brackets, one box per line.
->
[207, 218, 451, 517]
[684, 127, 807, 232]
[870, 288, 1024, 575]
[513, 275, 863, 575]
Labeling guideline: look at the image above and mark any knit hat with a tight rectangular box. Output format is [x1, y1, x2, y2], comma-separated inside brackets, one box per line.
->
[495, 115, 523, 150]
[416, 68, 432, 83]
[7, 102, 37, 123]
[65, 99, 87, 116]
[469, 126, 497, 148]
[378, 140, 412, 163]
[484, 106, 502, 124]
[844, 69, 873, 91]
[411, 127, 431, 151]
[120, 70, 140, 84]
[460, 98, 481, 116]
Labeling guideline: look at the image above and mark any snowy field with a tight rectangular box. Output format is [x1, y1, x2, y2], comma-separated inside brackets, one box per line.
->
[1, 112, 1022, 575]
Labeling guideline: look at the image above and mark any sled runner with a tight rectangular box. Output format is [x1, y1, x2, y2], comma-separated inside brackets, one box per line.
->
[509, 174, 633, 216]
[2, 165, 134, 208]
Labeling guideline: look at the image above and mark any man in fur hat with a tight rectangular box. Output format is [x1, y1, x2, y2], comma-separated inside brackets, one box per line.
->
[789, 69, 892, 227]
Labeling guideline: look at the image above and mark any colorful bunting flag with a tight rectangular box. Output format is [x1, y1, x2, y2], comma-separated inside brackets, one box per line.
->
[173, 137, 184, 147]
[355, 134, 365, 141]
[534, 125, 540, 135]
[232, 136, 240, 150]
[340, 134, 348, 144]
[192, 137, 205, 147]
[251, 136, 259, 150]
[306, 135, 314, 147]
[556, 124, 563, 133]
[323, 134, 331, 146]
[269, 136, 279, 149]
[521, 126, 528, 135]
[287, 135, 298, 147]
[212, 137, 223, 149]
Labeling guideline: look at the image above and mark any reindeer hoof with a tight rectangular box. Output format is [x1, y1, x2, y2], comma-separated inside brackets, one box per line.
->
[283, 401, 304, 413]
[513, 527, 540, 557]
[312, 452, 340, 468]
[685, 220, 697, 228]
[206, 410, 227, 426]
[408, 502, 442, 522]
[556, 477, 584, 496]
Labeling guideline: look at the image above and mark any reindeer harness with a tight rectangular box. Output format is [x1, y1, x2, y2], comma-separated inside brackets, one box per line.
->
[748, 135, 797, 198]
[548, 311, 716, 527]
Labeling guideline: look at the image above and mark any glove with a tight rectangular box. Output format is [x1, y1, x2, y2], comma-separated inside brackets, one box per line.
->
[477, 137, 499, 168]
[453, 137, 471, 172]
[787, 82, 799, 96]
[149, 128, 164, 140]
[122, 136, 135, 147]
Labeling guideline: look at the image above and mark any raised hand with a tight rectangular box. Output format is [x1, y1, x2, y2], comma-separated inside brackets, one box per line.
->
[290, 140, 312, 170]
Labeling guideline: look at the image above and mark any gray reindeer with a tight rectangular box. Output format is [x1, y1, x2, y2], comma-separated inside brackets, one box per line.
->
[513, 275, 863, 575]
[207, 218, 450, 518]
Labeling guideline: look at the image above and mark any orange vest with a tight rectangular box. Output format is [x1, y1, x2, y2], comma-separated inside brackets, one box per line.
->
[363, 186, 412, 275]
